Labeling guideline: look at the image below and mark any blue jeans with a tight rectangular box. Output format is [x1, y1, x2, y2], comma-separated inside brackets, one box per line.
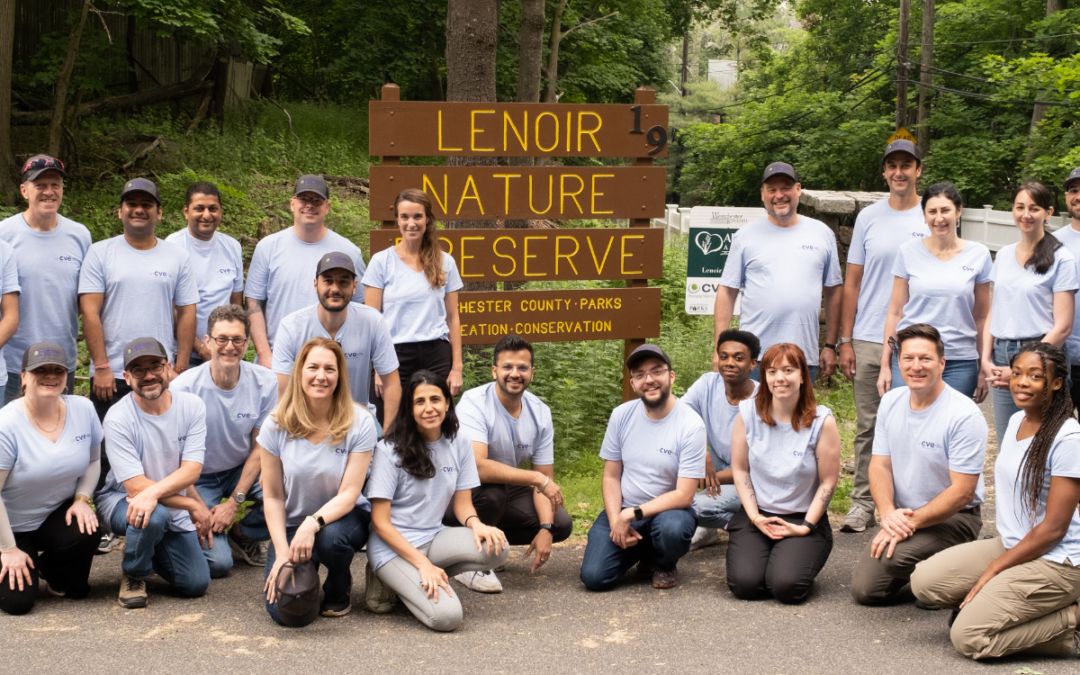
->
[750, 365, 818, 384]
[693, 457, 742, 530]
[107, 503, 210, 597]
[193, 464, 269, 578]
[889, 358, 980, 398]
[580, 508, 697, 591]
[990, 339, 1068, 442]
[264, 507, 370, 626]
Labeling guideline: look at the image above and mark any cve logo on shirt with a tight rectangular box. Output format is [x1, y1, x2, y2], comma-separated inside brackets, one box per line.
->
[150, 271, 170, 278]
[235, 412, 256, 419]
[800, 245, 817, 251]
[218, 268, 234, 274]
[342, 352, 360, 359]
[174, 435, 189, 444]
[54, 254, 79, 264]
[912, 232, 928, 238]
[920, 441, 937, 448]
[333, 446, 348, 455]
[73, 433, 90, 443]
[657, 447, 675, 456]
[962, 266, 975, 272]
[515, 443, 530, 452]
[792, 449, 806, 457]
[442, 466, 457, 473]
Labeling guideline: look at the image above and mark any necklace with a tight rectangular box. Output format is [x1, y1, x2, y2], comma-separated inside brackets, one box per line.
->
[27, 398, 63, 434]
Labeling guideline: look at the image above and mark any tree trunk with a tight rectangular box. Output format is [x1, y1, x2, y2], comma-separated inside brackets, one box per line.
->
[126, 15, 139, 94]
[681, 32, 689, 96]
[916, 0, 934, 152]
[505, 0, 545, 231]
[543, 0, 566, 102]
[0, 0, 18, 204]
[895, 0, 909, 131]
[14, 74, 214, 126]
[48, 0, 91, 159]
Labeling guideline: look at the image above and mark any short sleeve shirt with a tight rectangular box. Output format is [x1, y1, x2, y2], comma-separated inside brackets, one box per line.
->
[164, 229, 244, 357]
[256, 405, 376, 527]
[456, 383, 555, 467]
[0, 213, 90, 372]
[741, 401, 832, 514]
[0, 397, 102, 531]
[170, 362, 278, 474]
[362, 248, 463, 344]
[599, 399, 706, 508]
[94, 392, 207, 532]
[718, 217, 842, 365]
[1052, 225, 1080, 365]
[365, 433, 480, 570]
[77, 236, 200, 374]
[989, 243, 1078, 340]
[892, 240, 993, 360]
[873, 385, 987, 511]
[0, 240, 19, 390]
[272, 303, 398, 409]
[244, 228, 367, 349]
[847, 199, 930, 342]
[681, 374, 759, 469]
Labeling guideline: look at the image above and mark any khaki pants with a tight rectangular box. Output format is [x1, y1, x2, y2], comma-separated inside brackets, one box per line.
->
[850, 511, 981, 605]
[911, 537, 1080, 659]
[851, 340, 883, 512]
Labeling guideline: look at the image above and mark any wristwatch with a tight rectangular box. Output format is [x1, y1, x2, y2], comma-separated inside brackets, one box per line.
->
[232, 492, 246, 505]
[838, 337, 854, 348]
[633, 506, 644, 521]
[539, 523, 553, 531]
[824, 343, 838, 352]
[308, 514, 326, 532]
[801, 519, 816, 531]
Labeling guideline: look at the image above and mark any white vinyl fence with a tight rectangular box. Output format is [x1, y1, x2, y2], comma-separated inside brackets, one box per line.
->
[960, 206, 1066, 251]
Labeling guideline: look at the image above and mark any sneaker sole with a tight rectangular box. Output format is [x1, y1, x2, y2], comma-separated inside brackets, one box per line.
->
[365, 600, 395, 614]
[652, 581, 679, 589]
[320, 602, 352, 618]
[839, 522, 868, 533]
[118, 597, 147, 609]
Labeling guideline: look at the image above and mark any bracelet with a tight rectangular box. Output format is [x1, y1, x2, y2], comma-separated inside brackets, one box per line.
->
[73, 495, 92, 505]
[93, 363, 111, 370]
[536, 476, 549, 493]
[464, 515, 478, 527]
[752, 514, 766, 524]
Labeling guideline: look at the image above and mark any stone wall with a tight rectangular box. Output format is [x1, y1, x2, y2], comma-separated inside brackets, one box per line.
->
[799, 190, 888, 268]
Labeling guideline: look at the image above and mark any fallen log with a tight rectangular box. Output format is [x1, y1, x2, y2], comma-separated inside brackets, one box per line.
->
[13, 76, 213, 126]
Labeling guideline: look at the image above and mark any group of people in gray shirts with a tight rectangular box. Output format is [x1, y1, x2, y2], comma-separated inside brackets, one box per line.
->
[0, 143, 1078, 661]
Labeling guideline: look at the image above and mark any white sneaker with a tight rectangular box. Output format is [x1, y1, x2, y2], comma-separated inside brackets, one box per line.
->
[453, 570, 503, 593]
[690, 526, 721, 551]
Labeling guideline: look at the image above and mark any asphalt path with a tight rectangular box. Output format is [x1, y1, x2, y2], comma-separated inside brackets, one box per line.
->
[2, 404, 1075, 674]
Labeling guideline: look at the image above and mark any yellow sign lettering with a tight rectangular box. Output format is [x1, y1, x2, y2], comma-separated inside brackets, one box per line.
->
[560, 174, 585, 215]
[492, 174, 521, 215]
[591, 174, 614, 215]
[621, 235, 644, 275]
[438, 111, 463, 151]
[422, 174, 449, 214]
[492, 236, 517, 277]
[529, 175, 553, 214]
[524, 236, 546, 277]
[535, 112, 559, 152]
[503, 111, 528, 151]
[555, 236, 580, 276]
[456, 175, 485, 215]
[578, 112, 602, 152]
[470, 110, 495, 152]
[459, 236, 484, 277]
[586, 235, 615, 274]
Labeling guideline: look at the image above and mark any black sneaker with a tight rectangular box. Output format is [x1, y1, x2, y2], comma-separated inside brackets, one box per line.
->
[320, 574, 352, 617]
[96, 531, 117, 555]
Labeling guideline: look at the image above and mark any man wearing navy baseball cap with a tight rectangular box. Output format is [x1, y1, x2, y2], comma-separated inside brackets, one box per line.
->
[579, 344, 706, 592]
[245, 175, 368, 370]
[835, 139, 930, 535]
[714, 161, 843, 384]
[1053, 166, 1080, 411]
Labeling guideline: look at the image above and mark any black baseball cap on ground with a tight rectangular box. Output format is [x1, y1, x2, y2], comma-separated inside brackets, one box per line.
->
[293, 175, 330, 200]
[1064, 167, 1080, 191]
[626, 344, 673, 372]
[762, 162, 799, 184]
[123, 337, 168, 369]
[883, 139, 921, 162]
[120, 177, 162, 205]
[316, 251, 356, 278]
[275, 560, 320, 627]
[22, 342, 67, 372]
[21, 155, 67, 182]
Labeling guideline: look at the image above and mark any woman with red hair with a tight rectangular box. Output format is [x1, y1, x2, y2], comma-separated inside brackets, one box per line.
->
[727, 343, 841, 604]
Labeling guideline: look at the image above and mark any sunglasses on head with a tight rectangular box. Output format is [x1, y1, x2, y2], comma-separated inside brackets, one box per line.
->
[23, 157, 65, 173]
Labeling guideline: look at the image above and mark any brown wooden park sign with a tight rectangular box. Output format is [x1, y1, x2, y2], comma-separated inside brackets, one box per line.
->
[369, 85, 668, 399]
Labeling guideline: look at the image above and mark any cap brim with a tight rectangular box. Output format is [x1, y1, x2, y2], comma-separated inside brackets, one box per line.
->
[25, 360, 68, 372]
[120, 189, 161, 205]
[763, 172, 798, 184]
[883, 149, 920, 162]
[317, 266, 356, 277]
[23, 167, 67, 182]
[1065, 177, 1080, 190]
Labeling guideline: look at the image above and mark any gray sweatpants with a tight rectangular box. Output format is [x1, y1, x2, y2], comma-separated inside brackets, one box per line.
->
[375, 527, 509, 632]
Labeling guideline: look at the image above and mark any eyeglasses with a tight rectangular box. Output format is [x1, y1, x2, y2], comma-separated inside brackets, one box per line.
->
[128, 362, 166, 379]
[630, 367, 669, 382]
[498, 364, 533, 374]
[210, 335, 248, 347]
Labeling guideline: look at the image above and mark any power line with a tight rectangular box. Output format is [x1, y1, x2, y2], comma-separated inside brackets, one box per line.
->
[894, 78, 1080, 106]
[918, 32, 1080, 47]
[903, 60, 1080, 93]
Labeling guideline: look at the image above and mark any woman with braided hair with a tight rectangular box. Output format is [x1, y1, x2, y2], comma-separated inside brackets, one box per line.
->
[911, 342, 1080, 660]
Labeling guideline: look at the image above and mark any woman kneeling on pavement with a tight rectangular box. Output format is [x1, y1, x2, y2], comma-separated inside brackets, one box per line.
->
[912, 342, 1080, 660]
[365, 370, 508, 632]
[727, 343, 841, 604]
[0, 343, 103, 615]
[261, 337, 377, 626]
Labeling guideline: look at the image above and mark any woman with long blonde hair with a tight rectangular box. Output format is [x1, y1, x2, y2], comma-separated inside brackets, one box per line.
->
[259, 337, 377, 626]
[364, 188, 464, 424]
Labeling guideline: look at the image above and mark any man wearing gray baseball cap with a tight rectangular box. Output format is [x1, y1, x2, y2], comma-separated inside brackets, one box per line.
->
[714, 161, 843, 384]
[272, 252, 401, 426]
[93, 337, 214, 609]
[245, 175, 368, 371]
[1053, 166, 1080, 411]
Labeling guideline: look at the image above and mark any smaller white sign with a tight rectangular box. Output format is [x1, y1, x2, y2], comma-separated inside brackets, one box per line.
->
[685, 207, 765, 315]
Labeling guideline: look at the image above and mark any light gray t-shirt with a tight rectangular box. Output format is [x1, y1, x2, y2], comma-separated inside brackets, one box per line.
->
[0, 214, 90, 372]
[456, 382, 554, 468]
[95, 392, 207, 532]
[170, 362, 278, 474]
[873, 385, 986, 511]
[599, 399, 706, 509]
[0, 396, 102, 532]
[989, 242, 1079, 340]
[362, 248, 463, 344]
[892, 240, 993, 360]
[164, 229, 244, 357]
[741, 400, 832, 514]
[77, 236, 200, 375]
[1052, 225, 1080, 364]
[365, 433, 480, 570]
[681, 373, 759, 469]
[256, 404, 376, 528]
[718, 216, 842, 365]
[272, 303, 398, 409]
[995, 414, 1080, 564]
[0, 239, 19, 390]
[847, 199, 930, 343]
[244, 228, 366, 350]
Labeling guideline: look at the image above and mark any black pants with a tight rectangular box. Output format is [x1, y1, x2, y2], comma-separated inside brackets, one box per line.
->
[1071, 366, 1080, 417]
[373, 339, 453, 425]
[443, 483, 573, 545]
[726, 507, 833, 605]
[89, 378, 132, 491]
[0, 498, 100, 615]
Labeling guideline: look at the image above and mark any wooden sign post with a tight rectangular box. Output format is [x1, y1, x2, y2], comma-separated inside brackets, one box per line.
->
[370, 84, 667, 401]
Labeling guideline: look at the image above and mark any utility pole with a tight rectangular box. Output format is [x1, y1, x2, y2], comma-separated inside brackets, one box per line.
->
[917, 0, 934, 151]
[896, 0, 910, 131]
[681, 32, 689, 96]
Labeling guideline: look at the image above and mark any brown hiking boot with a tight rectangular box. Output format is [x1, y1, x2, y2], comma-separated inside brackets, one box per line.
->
[652, 568, 679, 589]
[118, 576, 147, 609]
